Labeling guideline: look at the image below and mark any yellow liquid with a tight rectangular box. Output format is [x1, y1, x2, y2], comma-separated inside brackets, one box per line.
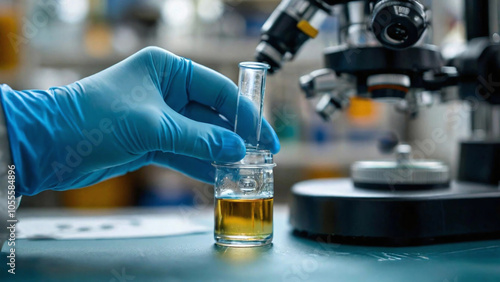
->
[215, 198, 273, 241]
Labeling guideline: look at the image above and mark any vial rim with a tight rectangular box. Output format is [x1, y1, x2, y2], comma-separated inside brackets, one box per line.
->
[212, 163, 276, 169]
[213, 149, 275, 168]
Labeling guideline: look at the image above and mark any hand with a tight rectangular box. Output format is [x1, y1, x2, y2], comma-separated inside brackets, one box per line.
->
[1, 47, 280, 196]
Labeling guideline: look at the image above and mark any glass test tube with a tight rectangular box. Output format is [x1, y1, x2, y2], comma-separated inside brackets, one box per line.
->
[234, 62, 269, 149]
[213, 62, 275, 247]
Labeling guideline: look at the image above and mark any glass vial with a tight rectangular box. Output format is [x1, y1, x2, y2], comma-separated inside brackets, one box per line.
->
[214, 62, 275, 247]
[214, 150, 275, 247]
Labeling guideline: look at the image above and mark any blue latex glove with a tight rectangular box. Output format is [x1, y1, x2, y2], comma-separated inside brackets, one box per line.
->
[0, 47, 280, 196]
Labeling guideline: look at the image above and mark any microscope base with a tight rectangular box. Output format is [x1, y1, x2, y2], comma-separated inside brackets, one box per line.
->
[290, 178, 500, 246]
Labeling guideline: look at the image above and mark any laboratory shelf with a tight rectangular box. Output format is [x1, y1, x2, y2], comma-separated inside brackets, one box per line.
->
[275, 141, 385, 168]
[36, 37, 324, 70]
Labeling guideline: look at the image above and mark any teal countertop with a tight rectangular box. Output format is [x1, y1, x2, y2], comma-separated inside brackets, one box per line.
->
[1, 207, 500, 281]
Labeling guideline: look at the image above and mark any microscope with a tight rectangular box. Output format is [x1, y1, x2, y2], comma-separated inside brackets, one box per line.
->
[256, 0, 500, 245]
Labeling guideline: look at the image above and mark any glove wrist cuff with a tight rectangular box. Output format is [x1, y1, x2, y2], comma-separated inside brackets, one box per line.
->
[0, 86, 18, 195]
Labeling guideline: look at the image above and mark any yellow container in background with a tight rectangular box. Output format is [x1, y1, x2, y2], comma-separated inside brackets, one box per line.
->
[0, 8, 20, 70]
[61, 175, 134, 208]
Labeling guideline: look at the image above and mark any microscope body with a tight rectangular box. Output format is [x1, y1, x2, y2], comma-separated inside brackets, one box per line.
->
[258, 0, 499, 109]
[256, 0, 500, 245]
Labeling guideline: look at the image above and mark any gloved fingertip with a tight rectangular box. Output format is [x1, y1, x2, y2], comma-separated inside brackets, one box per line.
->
[259, 122, 280, 154]
[271, 138, 281, 154]
[215, 132, 246, 162]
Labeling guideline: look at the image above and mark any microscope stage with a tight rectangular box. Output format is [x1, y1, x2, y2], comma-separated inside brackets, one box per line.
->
[290, 178, 500, 246]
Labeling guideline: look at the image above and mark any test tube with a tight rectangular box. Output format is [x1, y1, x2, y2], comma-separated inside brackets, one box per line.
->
[234, 62, 269, 149]
[213, 62, 275, 247]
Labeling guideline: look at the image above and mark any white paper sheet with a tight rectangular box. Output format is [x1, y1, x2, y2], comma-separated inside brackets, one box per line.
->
[16, 215, 210, 240]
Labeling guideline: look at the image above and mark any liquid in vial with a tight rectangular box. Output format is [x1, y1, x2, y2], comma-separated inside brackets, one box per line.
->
[215, 197, 273, 245]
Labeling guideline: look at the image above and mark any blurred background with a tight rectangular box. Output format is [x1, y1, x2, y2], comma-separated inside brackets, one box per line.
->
[0, 0, 478, 208]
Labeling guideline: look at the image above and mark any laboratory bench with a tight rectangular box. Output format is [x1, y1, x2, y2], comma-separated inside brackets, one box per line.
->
[1, 206, 500, 282]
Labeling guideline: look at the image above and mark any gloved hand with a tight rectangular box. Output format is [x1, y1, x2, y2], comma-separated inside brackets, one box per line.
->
[0, 47, 280, 196]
